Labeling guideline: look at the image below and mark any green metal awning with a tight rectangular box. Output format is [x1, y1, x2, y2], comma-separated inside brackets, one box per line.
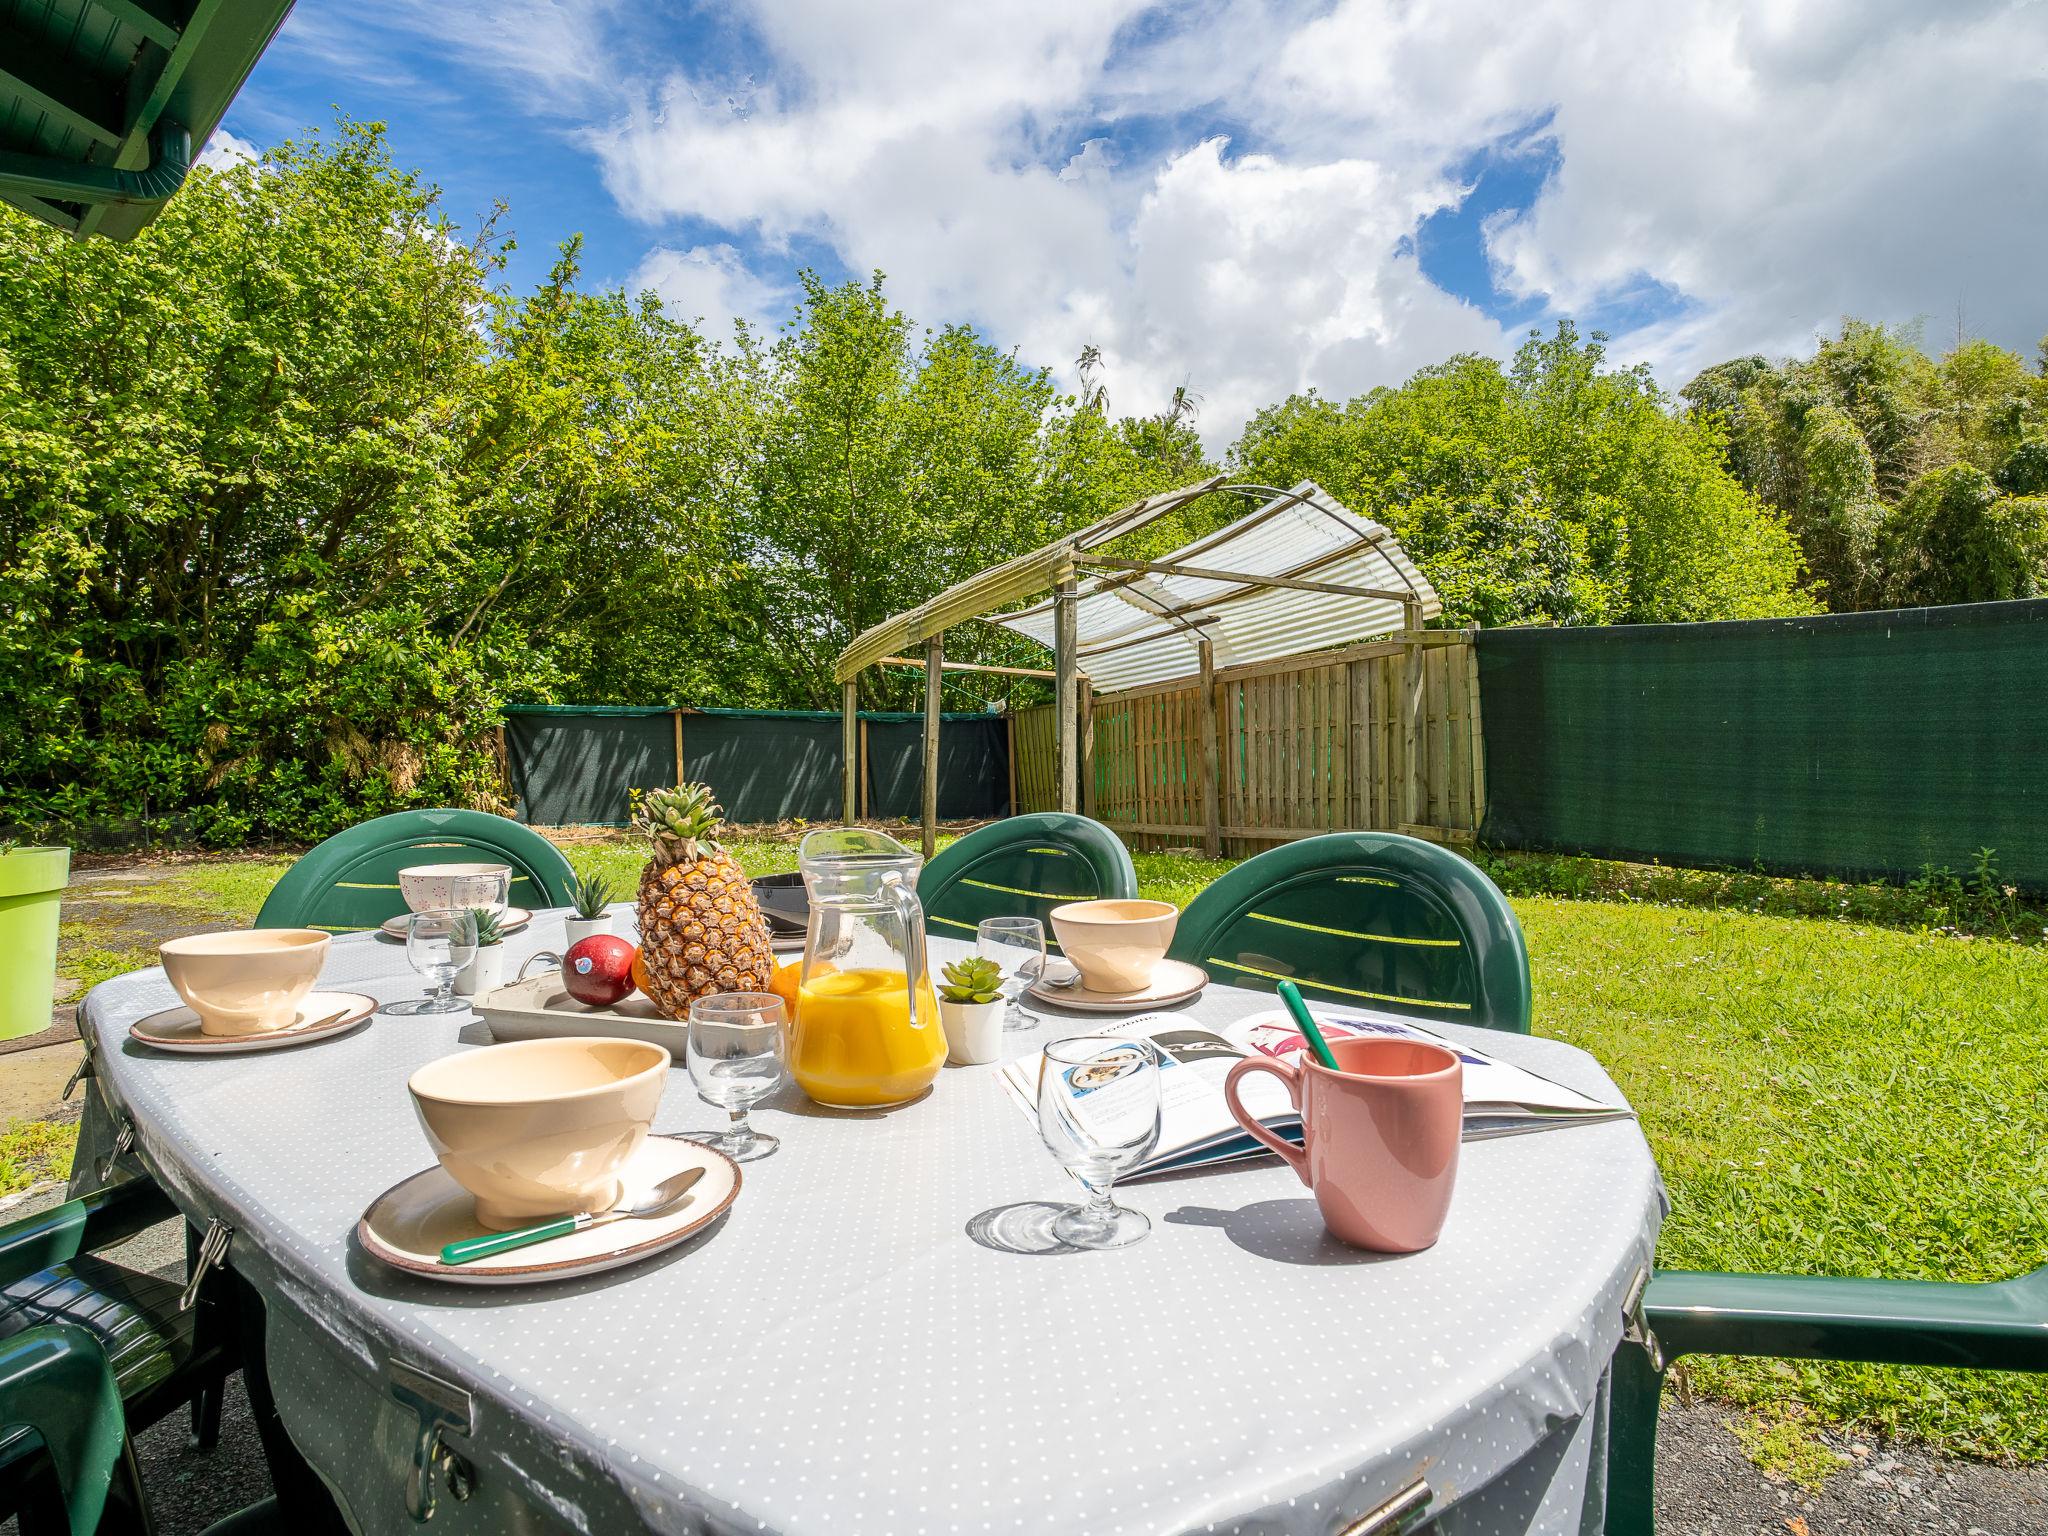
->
[0, 0, 295, 240]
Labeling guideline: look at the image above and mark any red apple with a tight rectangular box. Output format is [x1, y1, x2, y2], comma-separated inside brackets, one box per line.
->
[562, 935, 636, 1007]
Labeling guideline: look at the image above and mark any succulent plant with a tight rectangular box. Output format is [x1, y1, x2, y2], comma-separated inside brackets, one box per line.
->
[468, 907, 505, 947]
[569, 868, 615, 920]
[939, 955, 1004, 1005]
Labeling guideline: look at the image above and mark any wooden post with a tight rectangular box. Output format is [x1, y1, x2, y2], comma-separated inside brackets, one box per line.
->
[921, 634, 943, 859]
[1006, 711, 1018, 818]
[1053, 570, 1079, 813]
[1078, 678, 1096, 819]
[672, 710, 685, 786]
[1401, 599, 1424, 828]
[859, 718, 872, 822]
[1198, 640, 1221, 858]
[840, 680, 858, 824]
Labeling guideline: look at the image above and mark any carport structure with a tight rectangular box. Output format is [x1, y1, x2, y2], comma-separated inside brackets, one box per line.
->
[834, 477, 1442, 857]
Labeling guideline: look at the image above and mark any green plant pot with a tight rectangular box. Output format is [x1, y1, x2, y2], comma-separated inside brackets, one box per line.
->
[0, 847, 70, 1040]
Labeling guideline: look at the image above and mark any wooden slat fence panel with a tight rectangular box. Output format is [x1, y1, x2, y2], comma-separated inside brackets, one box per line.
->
[1013, 639, 1484, 853]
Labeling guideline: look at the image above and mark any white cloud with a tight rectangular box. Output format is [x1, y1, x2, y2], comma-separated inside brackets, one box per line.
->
[629, 244, 792, 340]
[371, 0, 2048, 443]
[197, 128, 259, 170]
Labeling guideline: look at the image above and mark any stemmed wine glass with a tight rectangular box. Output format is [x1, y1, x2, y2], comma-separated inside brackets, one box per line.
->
[977, 916, 1046, 1031]
[1036, 1034, 1162, 1249]
[682, 992, 786, 1162]
[386, 909, 478, 1015]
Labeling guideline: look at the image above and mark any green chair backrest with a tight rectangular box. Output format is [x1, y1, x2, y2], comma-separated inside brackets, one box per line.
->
[254, 809, 578, 933]
[917, 814, 1138, 949]
[1167, 831, 1532, 1032]
[0, 1324, 129, 1536]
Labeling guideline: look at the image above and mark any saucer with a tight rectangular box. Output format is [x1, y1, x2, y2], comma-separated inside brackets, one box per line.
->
[129, 992, 380, 1053]
[357, 1135, 740, 1286]
[1029, 959, 1209, 1012]
[380, 906, 532, 938]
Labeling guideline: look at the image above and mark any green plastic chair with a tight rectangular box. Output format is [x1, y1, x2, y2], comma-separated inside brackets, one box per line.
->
[1, 1318, 284, 1535]
[0, 1324, 138, 1535]
[1605, 1263, 2048, 1533]
[0, 1179, 237, 1527]
[917, 815, 1138, 948]
[254, 808, 576, 932]
[1166, 831, 1532, 1033]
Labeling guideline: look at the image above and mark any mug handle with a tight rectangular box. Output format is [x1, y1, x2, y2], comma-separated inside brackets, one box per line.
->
[1223, 1057, 1310, 1186]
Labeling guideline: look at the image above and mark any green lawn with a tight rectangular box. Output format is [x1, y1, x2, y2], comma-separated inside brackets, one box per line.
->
[64, 835, 2048, 1462]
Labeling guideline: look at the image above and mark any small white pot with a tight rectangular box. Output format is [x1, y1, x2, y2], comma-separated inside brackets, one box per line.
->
[939, 999, 1004, 1065]
[455, 944, 506, 998]
[563, 914, 611, 946]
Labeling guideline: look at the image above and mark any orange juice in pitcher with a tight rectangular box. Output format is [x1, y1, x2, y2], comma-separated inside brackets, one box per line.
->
[788, 829, 945, 1108]
[792, 968, 945, 1107]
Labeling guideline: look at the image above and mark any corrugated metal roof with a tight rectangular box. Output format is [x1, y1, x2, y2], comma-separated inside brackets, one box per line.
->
[832, 475, 1229, 681]
[993, 481, 1439, 692]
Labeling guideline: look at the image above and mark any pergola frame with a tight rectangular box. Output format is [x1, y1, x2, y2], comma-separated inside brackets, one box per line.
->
[833, 478, 1436, 858]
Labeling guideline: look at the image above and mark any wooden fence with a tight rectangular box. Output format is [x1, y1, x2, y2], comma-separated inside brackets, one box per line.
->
[1013, 634, 1484, 855]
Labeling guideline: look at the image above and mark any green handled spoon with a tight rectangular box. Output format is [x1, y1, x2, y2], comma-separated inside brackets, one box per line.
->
[1275, 979, 1342, 1071]
[439, 1166, 706, 1266]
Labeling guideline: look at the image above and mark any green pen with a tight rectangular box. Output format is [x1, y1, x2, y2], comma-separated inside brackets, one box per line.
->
[1276, 979, 1341, 1071]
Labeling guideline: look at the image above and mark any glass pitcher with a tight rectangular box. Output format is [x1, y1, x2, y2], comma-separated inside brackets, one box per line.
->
[788, 828, 945, 1108]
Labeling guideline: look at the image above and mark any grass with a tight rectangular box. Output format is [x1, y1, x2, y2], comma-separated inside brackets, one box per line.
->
[0, 1118, 80, 1200]
[58, 834, 2048, 1462]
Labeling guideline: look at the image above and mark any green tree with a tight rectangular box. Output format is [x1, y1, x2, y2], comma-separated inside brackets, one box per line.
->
[0, 121, 724, 840]
[1230, 323, 1811, 627]
[1682, 321, 2048, 608]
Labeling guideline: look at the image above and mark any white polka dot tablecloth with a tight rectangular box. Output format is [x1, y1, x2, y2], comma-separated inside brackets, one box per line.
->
[78, 918, 1662, 1536]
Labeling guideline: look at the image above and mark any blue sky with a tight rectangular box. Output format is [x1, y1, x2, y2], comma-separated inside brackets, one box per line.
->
[212, 1, 2048, 446]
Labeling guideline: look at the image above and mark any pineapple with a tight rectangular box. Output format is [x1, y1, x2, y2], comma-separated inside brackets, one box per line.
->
[633, 783, 774, 1018]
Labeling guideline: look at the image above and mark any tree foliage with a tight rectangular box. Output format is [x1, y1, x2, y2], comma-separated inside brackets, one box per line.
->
[16, 124, 2006, 847]
[0, 124, 1206, 838]
[1229, 324, 1812, 627]
[1681, 320, 2048, 608]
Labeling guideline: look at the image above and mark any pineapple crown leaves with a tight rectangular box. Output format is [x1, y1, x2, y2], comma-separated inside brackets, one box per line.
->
[568, 867, 615, 919]
[467, 907, 505, 947]
[939, 956, 1004, 1004]
[633, 782, 728, 861]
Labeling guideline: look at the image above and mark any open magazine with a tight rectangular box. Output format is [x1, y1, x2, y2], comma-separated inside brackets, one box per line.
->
[1000, 1006, 1634, 1179]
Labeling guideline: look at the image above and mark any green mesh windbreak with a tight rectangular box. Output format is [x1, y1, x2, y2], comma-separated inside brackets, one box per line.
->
[504, 707, 1010, 826]
[505, 709, 674, 828]
[1476, 599, 2048, 889]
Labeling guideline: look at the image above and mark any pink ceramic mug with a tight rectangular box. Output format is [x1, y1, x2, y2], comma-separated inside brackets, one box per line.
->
[1223, 1035, 1463, 1252]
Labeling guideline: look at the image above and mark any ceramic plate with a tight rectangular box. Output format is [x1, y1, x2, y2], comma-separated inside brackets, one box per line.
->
[129, 991, 380, 1053]
[380, 906, 532, 938]
[1028, 958, 1209, 1013]
[357, 1135, 740, 1286]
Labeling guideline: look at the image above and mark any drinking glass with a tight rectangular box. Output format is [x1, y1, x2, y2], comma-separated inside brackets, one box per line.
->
[449, 869, 510, 916]
[387, 909, 478, 1015]
[978, 916, 1047, 1031]
[683, 992, 786, 1162]
[1036, 1034, 1161, 1249]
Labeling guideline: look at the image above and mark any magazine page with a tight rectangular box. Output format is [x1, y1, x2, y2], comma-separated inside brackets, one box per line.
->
[1001, 1003, 1632, 1175]
[999, 1015, 1293, 1172]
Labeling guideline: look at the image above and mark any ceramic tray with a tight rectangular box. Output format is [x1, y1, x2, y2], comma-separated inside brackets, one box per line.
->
[473, 973, 689, 1049]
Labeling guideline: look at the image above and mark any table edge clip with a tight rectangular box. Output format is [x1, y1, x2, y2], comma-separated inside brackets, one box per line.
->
[1334, 1476, 1432, 1536]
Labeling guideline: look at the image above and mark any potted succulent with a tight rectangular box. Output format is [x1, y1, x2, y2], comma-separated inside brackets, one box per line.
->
[0, 841, 70, 1040]
[455, 907, 507, 998]
[937, 956, 1005, 1066]
[564, 869, 616, 945]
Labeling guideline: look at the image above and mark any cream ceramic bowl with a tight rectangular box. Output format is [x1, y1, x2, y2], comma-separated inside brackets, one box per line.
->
[407, 1038, 670, 1230]
[1049, 898, 1181, 993]
[159, 929, 330, 1037]
[397, 862, 512, 916]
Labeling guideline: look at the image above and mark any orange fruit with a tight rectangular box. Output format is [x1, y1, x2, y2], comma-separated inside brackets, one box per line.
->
[630, 947, 652, 998]
[767, 958, 803, 1017]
